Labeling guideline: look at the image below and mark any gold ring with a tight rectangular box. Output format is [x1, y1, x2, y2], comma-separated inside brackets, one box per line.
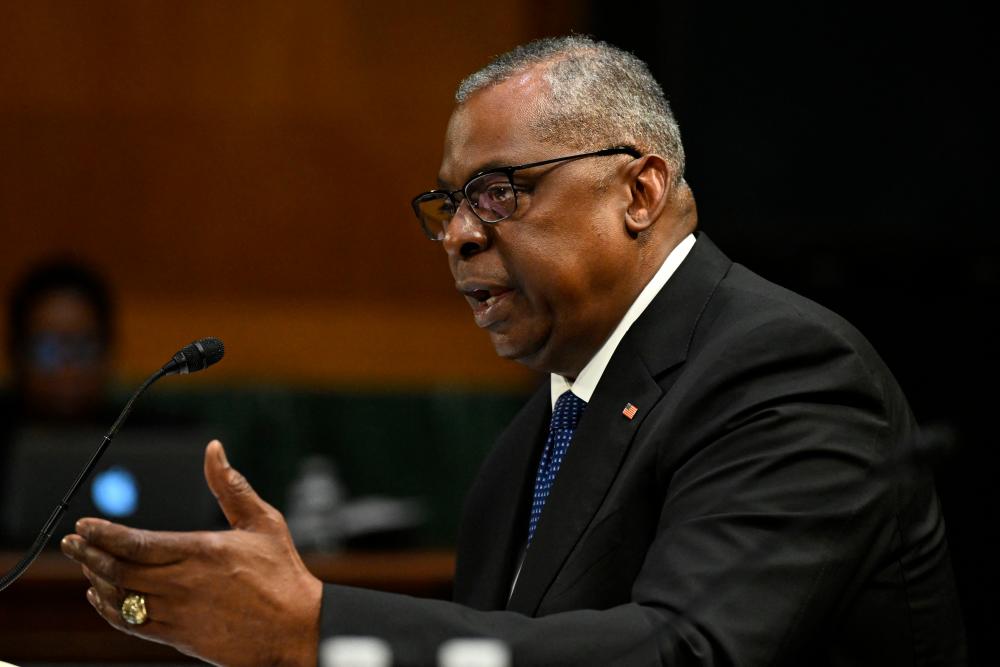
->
[120, 593, 148, 625]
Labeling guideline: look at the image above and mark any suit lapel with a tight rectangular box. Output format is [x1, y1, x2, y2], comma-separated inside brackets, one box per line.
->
[506, 232, 733, 615]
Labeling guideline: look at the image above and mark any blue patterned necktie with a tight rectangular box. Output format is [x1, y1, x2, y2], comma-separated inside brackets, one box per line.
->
[527, 390, 587, 545]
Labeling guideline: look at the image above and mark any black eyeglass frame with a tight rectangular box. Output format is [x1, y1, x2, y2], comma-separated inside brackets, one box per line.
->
[411, 145, 643, 240]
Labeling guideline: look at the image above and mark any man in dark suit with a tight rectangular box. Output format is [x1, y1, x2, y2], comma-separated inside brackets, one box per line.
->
[61, 36, 965, 665]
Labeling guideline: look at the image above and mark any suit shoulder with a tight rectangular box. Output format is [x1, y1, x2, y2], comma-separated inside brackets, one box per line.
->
[687, 262, 914, 421]
[704, 263, 877, 356]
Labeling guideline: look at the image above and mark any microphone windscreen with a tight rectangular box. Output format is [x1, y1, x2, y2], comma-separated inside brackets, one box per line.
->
[189, 337, 225, 371]
[163, 337, 225, 375]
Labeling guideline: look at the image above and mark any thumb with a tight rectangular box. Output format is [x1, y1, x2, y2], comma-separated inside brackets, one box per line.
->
[204, 439, 278, 531]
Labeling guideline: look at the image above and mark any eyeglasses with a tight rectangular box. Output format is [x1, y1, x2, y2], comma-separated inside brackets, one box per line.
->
[411, 146, 642, 241]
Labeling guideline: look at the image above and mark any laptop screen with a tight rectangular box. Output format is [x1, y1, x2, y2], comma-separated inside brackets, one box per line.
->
[1, 425, 224, 548]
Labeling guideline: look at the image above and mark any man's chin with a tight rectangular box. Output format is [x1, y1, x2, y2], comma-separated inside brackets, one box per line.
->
[488, 330, 550, 373]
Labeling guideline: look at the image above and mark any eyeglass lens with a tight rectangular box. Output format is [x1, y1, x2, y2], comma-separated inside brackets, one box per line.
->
[415, 172, 517, 239]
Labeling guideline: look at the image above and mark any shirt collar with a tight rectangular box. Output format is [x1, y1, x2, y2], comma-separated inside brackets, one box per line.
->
[550, 233, 696, 409]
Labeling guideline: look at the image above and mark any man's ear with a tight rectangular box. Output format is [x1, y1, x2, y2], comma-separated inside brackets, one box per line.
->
[624, 155, 672, 236]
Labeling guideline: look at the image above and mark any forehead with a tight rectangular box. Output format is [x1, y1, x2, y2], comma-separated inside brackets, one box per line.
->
[27, 289, 101, 333]
[438, 67, 553, 186]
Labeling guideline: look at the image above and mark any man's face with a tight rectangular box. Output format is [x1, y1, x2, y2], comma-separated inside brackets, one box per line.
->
[437, 68, 639, 377]
[20, 288, 109, 420]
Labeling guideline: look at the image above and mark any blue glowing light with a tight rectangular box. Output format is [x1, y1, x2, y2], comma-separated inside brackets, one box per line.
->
[91, 466, 139, 517]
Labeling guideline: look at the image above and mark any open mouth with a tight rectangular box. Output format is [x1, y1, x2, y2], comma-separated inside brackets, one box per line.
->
[459, 284, 515, 328]
[467, 288, 509, 307]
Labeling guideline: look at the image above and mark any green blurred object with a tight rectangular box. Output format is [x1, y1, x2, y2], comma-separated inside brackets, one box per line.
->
[103, 384, 531, 547]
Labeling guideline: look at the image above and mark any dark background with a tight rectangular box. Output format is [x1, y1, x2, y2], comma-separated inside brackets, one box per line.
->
[592, 0, 996, 661]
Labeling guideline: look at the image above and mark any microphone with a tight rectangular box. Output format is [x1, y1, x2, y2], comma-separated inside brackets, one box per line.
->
[0, 337, 225, 593]
[163, 337, 225, 376]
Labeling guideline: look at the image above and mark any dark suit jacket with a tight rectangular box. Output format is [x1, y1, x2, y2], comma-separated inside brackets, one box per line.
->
[320, 234, 965, 666]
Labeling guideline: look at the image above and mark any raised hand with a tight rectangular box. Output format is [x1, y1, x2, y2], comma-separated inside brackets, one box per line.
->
[60, 440, 322, 667]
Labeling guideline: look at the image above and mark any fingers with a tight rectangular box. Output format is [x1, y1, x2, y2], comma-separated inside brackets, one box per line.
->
[203, 440, 281, 532]
[84, 581, 172, 642]
[78, 564, 174, 641]
[61, 534, 174, 592]
[86, 585, 130, 631]
[71, 519, 189, 565]
[82, 564, 125, 611]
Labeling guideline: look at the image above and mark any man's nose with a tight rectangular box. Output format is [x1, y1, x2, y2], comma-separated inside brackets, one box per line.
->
[441, 200, 489, 259]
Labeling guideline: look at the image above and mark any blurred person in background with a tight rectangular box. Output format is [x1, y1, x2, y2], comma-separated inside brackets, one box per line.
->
[1, 259, 115, 454]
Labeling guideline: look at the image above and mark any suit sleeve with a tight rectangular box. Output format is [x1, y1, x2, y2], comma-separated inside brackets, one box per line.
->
[319, 313, 924, 666]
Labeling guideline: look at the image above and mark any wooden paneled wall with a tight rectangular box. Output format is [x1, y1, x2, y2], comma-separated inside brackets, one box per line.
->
[0, 1, 583, 387]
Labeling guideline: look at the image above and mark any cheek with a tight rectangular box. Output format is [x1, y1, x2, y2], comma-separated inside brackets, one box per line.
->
[497, 193, 625, 310]
[515, 233, 613, 302]
[498, 231, 567, 305]
[510, 253, 592, 339]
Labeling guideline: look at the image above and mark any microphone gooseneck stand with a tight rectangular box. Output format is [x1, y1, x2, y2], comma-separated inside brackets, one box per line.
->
[0, 337, 224, 593]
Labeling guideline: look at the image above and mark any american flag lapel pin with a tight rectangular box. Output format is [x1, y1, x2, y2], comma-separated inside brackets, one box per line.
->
[622, 402, 638, 420]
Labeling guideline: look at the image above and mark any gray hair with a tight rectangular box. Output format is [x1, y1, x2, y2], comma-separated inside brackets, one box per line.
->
[456, 35, 685, 180]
